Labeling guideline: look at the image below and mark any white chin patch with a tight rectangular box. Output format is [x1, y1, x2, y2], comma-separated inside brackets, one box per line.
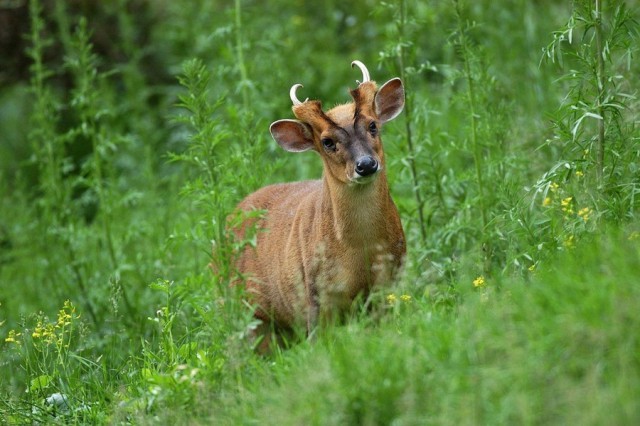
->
[349, 170, 379, 185]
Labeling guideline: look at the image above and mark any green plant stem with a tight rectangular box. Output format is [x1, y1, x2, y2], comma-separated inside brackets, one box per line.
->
[235, 0, 249, 110]
[398, 0, 427, 246]
[454, 0, 489, 271]
[466, 71, 487, 236]
[66, 242, 99, 325]
[594, 0, 606, 184]
[29, 0, 63, 217]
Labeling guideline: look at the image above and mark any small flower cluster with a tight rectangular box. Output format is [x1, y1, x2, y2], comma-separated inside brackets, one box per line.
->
[542, 182, 559, 207]
[561, 196, 573, 215]
[56, 300, 77, 328]
[472, 276, 486, 288]
[31, 319, 56, 343]
[386, 293, 412, 305]
[3, 300, 78, 348]
[533, 175, 596, 267]
[473, 276, 490, 302]
[578, 207, 591, 222]
[542, 181, 592, 224]
[5, 329, 21, 345]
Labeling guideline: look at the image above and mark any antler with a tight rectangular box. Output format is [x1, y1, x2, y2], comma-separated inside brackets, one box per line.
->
[290, 84, 308, 106]
[351, 60, 371, 85]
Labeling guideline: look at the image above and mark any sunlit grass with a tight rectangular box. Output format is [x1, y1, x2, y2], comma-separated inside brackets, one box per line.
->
[1, 0, 639, 424]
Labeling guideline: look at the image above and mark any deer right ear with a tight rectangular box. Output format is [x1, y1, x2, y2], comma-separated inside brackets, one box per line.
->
[270, 119, 315, 152]
[375, 78, 405, 124]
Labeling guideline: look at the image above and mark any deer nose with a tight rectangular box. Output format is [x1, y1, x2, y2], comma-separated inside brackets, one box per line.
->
[355, 156, 379, 177]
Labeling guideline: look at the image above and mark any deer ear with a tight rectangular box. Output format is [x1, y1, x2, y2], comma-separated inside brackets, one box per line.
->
[270, 119, 315, 152]
[375, 78, 405, 123]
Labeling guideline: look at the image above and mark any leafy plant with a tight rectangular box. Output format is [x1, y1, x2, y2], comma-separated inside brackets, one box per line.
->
[1, 1, 639, 423]
[541, 0, 639, 206]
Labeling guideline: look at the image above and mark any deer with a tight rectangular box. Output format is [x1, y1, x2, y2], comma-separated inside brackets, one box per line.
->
[230, 60, 405, 351]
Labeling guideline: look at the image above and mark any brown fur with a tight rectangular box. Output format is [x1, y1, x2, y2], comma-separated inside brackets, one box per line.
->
[226, 71, 406, 350]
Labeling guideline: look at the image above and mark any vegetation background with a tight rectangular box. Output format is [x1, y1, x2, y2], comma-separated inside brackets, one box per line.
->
[1, 0, 639, 424]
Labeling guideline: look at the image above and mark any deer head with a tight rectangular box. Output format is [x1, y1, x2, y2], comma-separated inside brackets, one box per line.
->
[269, 61, 405, 187]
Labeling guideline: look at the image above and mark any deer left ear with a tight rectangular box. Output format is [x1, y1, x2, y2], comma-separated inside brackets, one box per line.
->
[270, 119, 315, 152]
[375, 78, 405, 123]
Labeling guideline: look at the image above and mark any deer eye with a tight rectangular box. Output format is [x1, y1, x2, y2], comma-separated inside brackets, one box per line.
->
[368, 121, 378, 135]
[322, 138, 336, 151]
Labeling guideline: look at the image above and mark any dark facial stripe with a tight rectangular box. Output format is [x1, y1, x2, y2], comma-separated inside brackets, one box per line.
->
[350, 87, 362, 121]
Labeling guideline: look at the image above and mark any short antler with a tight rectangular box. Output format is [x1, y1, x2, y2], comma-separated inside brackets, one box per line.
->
[290, 84, 308, 106]
[351, 60, 370, 85]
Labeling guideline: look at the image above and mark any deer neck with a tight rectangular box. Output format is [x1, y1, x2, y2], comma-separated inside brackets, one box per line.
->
[321, 172, 392, 247]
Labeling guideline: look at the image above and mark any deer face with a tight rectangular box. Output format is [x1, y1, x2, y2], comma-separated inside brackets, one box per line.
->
[318, 104, 383, 186]
[270, 63, 404, 187]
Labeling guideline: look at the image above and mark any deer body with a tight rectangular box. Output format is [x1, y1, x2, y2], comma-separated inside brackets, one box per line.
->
[231, 62, 405, 342]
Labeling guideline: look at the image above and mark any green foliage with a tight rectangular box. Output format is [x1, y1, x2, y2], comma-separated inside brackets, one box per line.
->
[524, 0, 640, 270]
[1, 0, 639, 423]
[215, 229, 640, 425]
[541, 1, 639, 188]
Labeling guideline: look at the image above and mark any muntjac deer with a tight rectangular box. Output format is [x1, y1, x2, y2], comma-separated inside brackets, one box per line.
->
[232, 61, 405, 350]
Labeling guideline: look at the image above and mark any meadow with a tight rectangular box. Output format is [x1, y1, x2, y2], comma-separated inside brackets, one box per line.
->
[1, 0, 639, 424]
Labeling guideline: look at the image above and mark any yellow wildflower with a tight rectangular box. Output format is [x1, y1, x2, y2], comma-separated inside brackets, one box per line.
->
[550, 182, 559, 192]
[32, 320, 56, 343]
[56, 300, 76, 328]
[578, 207, 591, 222]
[563, 235, 575, 249]
[386, 294, 397, 304]
[561, 197, 573, 214]
[575, 170, 584, 178]
[528, 264, 536, 272]
[542, 197, 552, 207]
[32, 320, 43, 338]
[5, 329, 21, 344]
[473, 276, 486, 288]
[400, 294, 412, 302]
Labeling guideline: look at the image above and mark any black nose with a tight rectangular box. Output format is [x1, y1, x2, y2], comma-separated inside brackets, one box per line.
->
[355, 156, 379, 177]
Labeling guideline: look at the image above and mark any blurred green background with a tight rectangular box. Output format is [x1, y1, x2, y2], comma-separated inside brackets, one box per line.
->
[1, 0, 639, 423]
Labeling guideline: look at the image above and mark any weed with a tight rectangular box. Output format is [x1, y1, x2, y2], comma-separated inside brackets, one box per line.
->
[1, 1, 639, 424]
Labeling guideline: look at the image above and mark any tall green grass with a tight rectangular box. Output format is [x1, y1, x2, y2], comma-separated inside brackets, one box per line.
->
[212, 228, 640, 425]
[1, 0, 639, 423]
